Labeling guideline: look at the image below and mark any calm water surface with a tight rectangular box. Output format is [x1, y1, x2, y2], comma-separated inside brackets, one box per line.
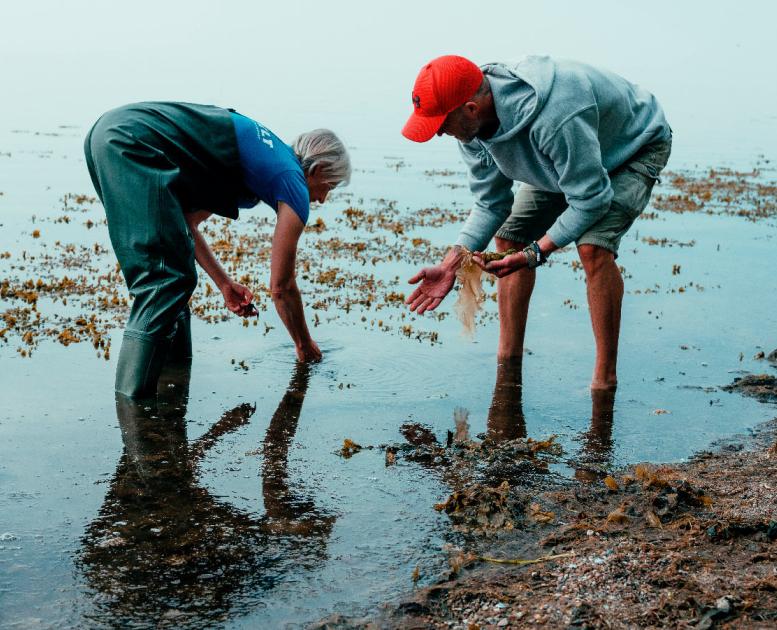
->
[1, 128, 775, 628]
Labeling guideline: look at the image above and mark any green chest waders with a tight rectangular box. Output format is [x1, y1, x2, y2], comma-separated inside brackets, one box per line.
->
[84, 102, 245, 398]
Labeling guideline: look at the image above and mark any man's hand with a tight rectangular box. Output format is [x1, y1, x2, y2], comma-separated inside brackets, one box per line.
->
[296, 338, 322, 362]
[406, 264, 457, 314]
[473, 251, 530, 278]
[221, 280, 255, 316]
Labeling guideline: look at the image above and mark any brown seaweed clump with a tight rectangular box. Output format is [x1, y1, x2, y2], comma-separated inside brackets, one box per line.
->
[434, 480, 514, 532]
[722, 374, 777, 403]
[339, 438, 363, 458]
[389, 415, 563, 535]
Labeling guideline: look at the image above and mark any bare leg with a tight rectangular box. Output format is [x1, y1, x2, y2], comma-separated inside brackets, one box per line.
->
[578, 244, 623, 390]
[495, 237, 535, 359]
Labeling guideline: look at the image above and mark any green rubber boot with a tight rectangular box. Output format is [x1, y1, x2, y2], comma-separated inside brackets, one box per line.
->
[114, 334, 171, 399]
[168, 307, 193, 361]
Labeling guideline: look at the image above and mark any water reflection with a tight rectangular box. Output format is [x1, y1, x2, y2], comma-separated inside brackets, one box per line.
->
[261, 363, 335, 539]
[574, 389, 617, 481]
[486, 358, 526, 442]
[582, 389, 616, 460]
[78, 360, 334, 627]
[485, 359, 616, 477]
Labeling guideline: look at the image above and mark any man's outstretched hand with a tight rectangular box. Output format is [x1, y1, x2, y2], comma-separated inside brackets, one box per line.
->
[406, 264, 457, 314]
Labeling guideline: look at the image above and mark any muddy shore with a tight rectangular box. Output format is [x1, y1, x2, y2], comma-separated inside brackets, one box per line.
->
[317, 372, 777, 629]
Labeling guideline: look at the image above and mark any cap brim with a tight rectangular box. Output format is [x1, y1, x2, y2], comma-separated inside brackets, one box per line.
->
[401, 111, 447, 143]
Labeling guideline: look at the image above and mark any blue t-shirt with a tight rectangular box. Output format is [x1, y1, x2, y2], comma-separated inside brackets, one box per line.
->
[230, 111, 309, 225]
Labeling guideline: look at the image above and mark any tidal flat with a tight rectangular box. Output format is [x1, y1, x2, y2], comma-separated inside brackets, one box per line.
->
[0, 129, 775, 628]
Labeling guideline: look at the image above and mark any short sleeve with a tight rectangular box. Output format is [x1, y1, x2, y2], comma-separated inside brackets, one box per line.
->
[269, 170, 310, 225]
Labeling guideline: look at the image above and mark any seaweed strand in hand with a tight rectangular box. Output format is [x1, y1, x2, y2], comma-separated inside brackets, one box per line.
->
[454, 248, 516, 338]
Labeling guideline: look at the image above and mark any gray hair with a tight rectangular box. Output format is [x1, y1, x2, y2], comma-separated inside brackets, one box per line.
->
[292, 129, 351, 186]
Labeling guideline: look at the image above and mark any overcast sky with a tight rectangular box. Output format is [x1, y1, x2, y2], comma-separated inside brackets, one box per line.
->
[1, 0, 775, 162]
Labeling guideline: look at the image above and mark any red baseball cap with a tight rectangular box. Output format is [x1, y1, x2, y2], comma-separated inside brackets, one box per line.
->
[402, 55, 483, 143]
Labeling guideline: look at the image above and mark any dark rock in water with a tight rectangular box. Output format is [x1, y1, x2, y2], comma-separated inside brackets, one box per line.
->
[400, 422, 439, 446]
[768, 348, 777, 366]
[722, 374, 777, 403]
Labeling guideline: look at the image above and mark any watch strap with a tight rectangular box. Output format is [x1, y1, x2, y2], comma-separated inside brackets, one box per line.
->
[521, 241, 546, 269]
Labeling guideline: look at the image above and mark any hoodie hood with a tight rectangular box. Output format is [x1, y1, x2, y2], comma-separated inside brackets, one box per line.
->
[480, 55, 556, 143]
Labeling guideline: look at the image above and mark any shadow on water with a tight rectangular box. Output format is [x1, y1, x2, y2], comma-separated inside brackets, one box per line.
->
[77, 360, 335, 628]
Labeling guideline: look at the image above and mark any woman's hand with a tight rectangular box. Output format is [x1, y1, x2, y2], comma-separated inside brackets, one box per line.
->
[220, 280, 255, 316]
[188, 211, 257, 316]
[295, 338, 322, 362]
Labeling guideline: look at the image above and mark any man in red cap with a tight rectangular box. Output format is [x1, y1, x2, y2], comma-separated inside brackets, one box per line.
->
[403, 55, 671, 391]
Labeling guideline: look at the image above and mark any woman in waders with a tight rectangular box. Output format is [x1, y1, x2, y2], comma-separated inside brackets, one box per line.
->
[84, 102, 350, 398]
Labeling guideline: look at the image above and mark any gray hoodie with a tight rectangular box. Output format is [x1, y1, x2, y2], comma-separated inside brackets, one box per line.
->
[455, 56, 670, 251]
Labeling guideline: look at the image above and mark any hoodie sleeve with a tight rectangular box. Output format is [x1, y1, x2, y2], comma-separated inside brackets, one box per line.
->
[455, 141, 514, 252]
[538, 105, 614, 248]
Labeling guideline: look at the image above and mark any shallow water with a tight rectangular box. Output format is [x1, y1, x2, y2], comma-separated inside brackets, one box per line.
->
[1, 129, 776, 628]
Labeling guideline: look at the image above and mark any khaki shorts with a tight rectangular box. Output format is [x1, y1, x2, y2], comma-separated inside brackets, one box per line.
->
[495, 137, 672, 255]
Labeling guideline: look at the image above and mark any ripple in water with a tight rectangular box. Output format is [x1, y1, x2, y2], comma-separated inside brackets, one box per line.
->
[328, 345, 455, 401]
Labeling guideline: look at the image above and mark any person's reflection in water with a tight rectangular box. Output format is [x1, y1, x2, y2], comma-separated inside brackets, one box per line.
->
[78, 360, 334, 626]
[485, 359, 616, 481]
[261, 363, 335, 543]
[487, 358, 526, 443]
[574, 389, 617, 481]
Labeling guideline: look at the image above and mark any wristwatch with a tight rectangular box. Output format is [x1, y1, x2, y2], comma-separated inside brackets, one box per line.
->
[522, 241, 547, 269]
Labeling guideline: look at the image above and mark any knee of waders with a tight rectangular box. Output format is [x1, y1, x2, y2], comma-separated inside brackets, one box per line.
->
[115, 333, 171, 399]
